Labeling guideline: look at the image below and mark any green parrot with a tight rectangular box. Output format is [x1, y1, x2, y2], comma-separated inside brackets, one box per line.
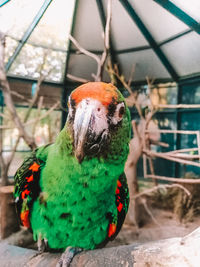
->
[14, 82, 131, 266]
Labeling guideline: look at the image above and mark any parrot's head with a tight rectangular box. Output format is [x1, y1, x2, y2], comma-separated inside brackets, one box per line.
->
[67, 82, 131, 163]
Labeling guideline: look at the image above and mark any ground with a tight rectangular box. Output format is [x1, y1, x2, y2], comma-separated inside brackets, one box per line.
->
[107, 208, 200, 248]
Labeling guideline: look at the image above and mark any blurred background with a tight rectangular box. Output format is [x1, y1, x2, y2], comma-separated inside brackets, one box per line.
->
[0, 0, 200, 247]
[0, 0, 199, 180]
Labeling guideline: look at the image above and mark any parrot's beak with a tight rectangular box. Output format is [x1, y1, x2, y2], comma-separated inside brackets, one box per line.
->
[73, 99, 109, 163]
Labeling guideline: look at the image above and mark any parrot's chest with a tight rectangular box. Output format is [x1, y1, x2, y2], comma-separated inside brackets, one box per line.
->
[31, 161, 119, 250]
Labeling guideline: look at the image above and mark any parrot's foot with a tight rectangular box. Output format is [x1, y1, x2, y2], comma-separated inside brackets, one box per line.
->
[37, 237, 48, 253]
[56, 247, 83, 267]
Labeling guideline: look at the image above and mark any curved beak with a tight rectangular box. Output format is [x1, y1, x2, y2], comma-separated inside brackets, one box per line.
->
[73, 99, 108, 163]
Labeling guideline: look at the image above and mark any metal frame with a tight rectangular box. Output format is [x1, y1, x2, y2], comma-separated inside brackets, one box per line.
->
[174, 82, 182, 177]
[154, 0, 200, 35]
[119, 0, 179, 82]
[5, 0, 53, 72]
[0, 0, 10, 7]
[6, 27, 192, 56]
[159, 29, 192, 46]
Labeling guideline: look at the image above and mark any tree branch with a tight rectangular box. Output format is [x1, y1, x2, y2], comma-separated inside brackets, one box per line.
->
[0, 32, 36, 149]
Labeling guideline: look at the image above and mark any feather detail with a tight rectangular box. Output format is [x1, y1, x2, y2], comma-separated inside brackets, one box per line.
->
[13, 147, 47, 229]
[108, 223, 117, 237]
[20, 210, 30, 228]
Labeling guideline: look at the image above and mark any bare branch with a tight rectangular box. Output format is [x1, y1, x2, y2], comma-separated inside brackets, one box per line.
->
[95, 0, 112, 81]
[145, 129, 199, 135]
[23, 101, 60, 127]
[23, 74, 45, 123]
[156, 104, 200, 109]
[67, 74, 90, 83]
[145, 174, 200, 184]
[141, 197, 161, 226]
[10, 91, 32, 103]
[133, 184, 191, 199]
[69, 34, 100, 65]
[104, 0, 111, 51]
[0, 32, 36, 149]
[128, 64, 136, 87]
[144, 149, 200, 168]
[32, 96, 43, 136]
[149, 139, 169, 148]
[0, 112, 9, 119]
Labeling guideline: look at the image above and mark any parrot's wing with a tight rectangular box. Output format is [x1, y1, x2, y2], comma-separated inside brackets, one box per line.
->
[108, 173, 129, 240]
[14, 148, 45, 229]
[115, 173, 129, 236]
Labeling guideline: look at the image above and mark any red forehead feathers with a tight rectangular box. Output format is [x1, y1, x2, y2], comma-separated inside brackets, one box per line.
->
[71, 82, 119, 106]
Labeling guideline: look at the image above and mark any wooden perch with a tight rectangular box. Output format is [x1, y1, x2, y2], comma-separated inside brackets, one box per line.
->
[1, 227, 200, 266]
[144, 149, 200, 168]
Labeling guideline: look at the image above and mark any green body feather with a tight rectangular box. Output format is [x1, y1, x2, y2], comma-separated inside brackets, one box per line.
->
[30, 104, 131, 250]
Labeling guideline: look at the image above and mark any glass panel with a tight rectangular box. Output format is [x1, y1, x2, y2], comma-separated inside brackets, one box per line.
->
[102, 0, 149, 50]
[72, 0, 104, 51]
[118, 50, 171, 81]
[4, 36, 19, 64]
[181, 83, 200, 104]
[131, 0, 188, 42]
[150, 84, 177, 106]
[28, 0, 75, 50]
[170, 0, 200, 22]
[180, 112, 200, 131]
[68, 54, 98, 81]
[161, 32, 200, 77]
[179, 111, 200, 177]
[151, 113, 177, 177]
[9, 43, 67, 82]
[0, 0, 44, 39]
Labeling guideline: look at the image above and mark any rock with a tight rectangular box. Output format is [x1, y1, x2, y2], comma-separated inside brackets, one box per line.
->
[0, 227, 200, 267]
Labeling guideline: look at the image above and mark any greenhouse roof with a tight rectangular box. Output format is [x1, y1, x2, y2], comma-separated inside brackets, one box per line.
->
[1, 0, 200, 84]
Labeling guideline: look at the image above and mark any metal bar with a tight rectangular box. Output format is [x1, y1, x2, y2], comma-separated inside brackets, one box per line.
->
[175, 82, 182, 177]
[117, 45, 151, 54]
[117, 29, 192, 54]
[119, 0, 179, 81]
[153, 0, 200, 34]
[8, 74, 62, 87]
[5, 0, 53, 72]
[179, 73, 200, 85]
[61, 0, 79, 128]
[159, 29, 192, 46]
[7, 27, 192, 55]
[0, 90, 4, 178]
[196, 131, 200, 161]
[0, 0, 10, 7]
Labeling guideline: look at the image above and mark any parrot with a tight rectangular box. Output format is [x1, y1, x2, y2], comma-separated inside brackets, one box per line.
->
[14, 82, 131, 266]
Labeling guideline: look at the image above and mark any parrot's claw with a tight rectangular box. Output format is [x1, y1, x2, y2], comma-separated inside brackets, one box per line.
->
[56, 247, 83, 267]
[37, 237, 48, 253]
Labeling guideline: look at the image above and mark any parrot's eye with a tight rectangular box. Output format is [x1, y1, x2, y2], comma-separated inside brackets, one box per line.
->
[110, 102, 125, 125]
[119, 106, 125, 118]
